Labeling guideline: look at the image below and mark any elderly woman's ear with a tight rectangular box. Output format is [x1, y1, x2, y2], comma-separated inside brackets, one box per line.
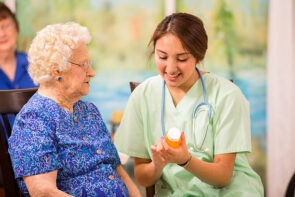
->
[51, 69, 63, 82]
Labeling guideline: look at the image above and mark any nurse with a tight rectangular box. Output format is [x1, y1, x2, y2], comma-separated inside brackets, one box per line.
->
[115, 13, 264, 196]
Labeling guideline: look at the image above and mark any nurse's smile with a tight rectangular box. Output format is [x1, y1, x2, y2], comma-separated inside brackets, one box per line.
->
[166, 72, 182, 81]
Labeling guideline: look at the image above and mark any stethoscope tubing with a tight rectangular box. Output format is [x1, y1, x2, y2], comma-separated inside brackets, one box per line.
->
[161, 66, 212, 137]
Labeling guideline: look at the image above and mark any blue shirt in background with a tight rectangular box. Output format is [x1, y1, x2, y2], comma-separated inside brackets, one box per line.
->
[0, 51, 37, 90]
[0, 51, 38, 139]
[8, 93, 128, 196]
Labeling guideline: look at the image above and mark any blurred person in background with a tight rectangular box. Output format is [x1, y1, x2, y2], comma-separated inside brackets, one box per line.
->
[0, 2, 38, 188]
[0, 2, 37, 90]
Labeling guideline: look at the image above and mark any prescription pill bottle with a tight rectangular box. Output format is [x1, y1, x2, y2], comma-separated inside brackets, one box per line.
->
[164, 127, 182, 148]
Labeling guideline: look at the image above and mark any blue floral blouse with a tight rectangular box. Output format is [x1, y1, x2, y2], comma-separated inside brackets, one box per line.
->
[8, 93, 128, 197]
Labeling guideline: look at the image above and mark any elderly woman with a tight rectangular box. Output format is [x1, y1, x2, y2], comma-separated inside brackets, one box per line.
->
[8, 22, 141, 197]
[0, 2, 36, 89]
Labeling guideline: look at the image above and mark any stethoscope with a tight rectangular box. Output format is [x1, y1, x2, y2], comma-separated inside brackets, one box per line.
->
[161, 67, 212, 152]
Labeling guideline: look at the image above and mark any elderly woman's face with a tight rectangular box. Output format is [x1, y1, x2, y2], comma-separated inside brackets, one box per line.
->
[0, 17, 18, 53]
[61, 42, 95, 98]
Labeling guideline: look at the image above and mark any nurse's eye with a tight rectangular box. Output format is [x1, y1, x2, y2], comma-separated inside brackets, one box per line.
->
[159, 56, 167, 60]
[178, 58, 188, 62]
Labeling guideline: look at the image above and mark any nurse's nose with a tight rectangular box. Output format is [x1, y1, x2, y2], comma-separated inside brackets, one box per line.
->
[166, 59, 178, 74]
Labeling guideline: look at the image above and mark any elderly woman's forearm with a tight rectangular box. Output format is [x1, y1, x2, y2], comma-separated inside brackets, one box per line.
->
[116, 165, 142, 197]
[25, 181, 73, 197]
[134, 158, 163, 187]
[23, 171, 73, 197]
[30, 188, 73, 197]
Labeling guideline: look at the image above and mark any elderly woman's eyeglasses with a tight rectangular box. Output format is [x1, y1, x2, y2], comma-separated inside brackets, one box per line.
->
[68, 61, 91, 70]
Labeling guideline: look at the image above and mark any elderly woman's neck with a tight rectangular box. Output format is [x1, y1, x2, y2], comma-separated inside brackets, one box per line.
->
[38, 84, 80, 114]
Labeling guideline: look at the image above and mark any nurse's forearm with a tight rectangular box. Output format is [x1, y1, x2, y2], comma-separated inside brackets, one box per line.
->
[134, 158, 163, 187]
[183, 153, 236, 187]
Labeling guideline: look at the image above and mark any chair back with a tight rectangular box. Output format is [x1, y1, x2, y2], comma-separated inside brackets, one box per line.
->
[129, 82, 141, 93]
[0, 88, 38, 197]
[129, 82, 155, 197]
[286, 172, 295, 197]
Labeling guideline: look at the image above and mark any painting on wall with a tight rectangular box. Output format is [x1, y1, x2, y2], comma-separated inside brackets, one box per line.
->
[13, 0, 267, 191]
[14, 0, 163, 128]
[179, 0, 268, 188]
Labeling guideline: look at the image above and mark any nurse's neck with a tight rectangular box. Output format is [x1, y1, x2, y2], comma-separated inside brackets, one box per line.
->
[167, 71, 204, 107]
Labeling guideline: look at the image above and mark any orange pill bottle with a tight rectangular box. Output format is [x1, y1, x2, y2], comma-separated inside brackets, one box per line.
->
[164, 127, 182, 148]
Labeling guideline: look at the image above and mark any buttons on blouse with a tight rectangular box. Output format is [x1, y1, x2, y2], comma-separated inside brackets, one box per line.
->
[82, 137, 88, 141]
[96, 149, 102, 155]
[108, 175, 115, 181]
[73, 116, 78, 123]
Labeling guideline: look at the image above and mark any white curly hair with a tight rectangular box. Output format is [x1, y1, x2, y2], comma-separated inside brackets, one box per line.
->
[28, 22, 92, 84]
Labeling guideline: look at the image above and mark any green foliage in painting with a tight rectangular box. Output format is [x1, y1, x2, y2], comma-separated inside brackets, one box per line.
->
[14, 0, 267, 74]
[15, 0, 161, 71]
[178, 0, 267, 74]
[213, 0, 236, 77]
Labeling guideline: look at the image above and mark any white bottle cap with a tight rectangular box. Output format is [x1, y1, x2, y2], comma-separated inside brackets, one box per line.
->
[167, 127, 181, 142]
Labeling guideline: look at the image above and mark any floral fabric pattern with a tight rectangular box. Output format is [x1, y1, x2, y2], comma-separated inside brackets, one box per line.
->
[8, 93, 128, 197]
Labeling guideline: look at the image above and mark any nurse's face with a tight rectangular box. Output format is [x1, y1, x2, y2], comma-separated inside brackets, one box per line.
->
[154, 33, 198, 92]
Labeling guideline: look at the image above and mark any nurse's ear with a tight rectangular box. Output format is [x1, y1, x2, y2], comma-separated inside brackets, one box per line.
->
[195, 59, 202, 66]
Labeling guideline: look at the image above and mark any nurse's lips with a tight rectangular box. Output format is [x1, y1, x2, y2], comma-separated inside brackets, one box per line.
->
[166, 73, 181, 81]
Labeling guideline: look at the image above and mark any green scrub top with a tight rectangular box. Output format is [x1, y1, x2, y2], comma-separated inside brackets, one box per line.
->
[115, 73, 264, 196]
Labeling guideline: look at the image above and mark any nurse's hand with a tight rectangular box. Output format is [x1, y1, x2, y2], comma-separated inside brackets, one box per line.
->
[151, 140, 168, 169]
[164, 131, 191, 165]
[151, 132, 191, 166]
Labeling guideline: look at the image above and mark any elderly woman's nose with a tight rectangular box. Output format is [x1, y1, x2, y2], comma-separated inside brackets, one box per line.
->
[87, 65, 95, 77]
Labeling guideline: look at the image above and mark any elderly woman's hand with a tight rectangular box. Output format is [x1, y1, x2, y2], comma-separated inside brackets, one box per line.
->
[23, 170, 73, 197]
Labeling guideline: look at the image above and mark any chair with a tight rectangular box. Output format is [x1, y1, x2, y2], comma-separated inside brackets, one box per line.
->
[286, 172, 295, 197]
[129, 82, 155, 197]
[0, 88, 38, 197]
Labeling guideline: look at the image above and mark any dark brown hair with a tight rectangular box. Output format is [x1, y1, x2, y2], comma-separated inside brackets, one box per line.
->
[0, 2, 19, 31]
[149, 13, 208, 62]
